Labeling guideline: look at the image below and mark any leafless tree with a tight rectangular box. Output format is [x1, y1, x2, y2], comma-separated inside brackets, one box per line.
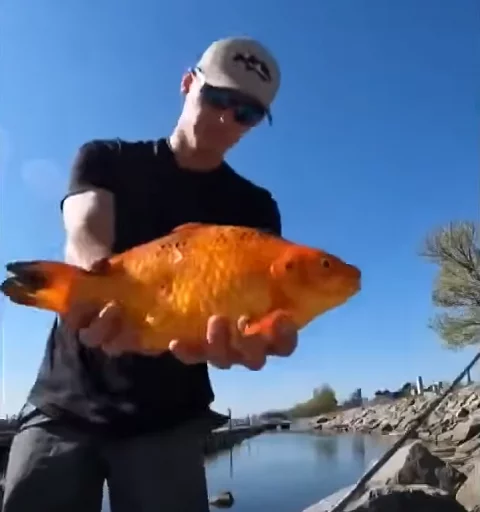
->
[421, 221, 480, 349]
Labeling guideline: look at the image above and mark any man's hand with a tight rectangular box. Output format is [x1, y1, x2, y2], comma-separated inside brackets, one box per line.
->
[61, 300, 141, 356]
[169, 313, 298, 371]
[62, 297, 298, 370]
[59, 257, 141, 357]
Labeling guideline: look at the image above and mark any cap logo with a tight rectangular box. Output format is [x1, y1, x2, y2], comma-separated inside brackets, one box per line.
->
[232, 52, 272, 83]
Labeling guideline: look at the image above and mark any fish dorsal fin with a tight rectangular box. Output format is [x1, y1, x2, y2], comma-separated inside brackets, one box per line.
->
[171, 222, 211, 234]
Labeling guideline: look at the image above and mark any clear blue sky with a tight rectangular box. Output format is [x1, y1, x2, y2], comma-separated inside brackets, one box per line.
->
[1, 0, 479, 418]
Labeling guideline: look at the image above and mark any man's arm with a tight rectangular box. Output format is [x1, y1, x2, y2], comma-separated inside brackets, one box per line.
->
[63, 190, 114, 269]
[59, 140, 132, 347]
[61, 140, 118, 269]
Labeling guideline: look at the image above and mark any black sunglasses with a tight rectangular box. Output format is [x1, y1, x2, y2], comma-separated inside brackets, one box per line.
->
[192, 68, 272, 127]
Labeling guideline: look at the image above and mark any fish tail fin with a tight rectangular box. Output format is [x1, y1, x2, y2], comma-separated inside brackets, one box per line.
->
[0, 260, 89, 314]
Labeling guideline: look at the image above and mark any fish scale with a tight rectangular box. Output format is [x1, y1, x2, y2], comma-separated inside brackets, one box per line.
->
[163, 228, 275, 336]
[105, 226, 274, 347]
[0, 222, 362, 356]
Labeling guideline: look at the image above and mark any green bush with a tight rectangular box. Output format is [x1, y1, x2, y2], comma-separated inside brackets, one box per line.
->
[288, 384, 338, 418]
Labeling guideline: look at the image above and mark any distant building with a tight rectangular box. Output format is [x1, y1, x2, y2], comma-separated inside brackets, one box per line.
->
[416, 376, 424, 395]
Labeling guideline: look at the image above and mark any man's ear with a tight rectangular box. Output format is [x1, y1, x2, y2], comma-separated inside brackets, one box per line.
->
[180, 71, 194, 95]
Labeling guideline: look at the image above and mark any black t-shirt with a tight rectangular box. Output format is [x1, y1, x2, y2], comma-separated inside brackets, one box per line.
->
[27, 138, 282, 436]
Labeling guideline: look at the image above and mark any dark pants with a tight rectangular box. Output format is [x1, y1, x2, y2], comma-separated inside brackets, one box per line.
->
[1, 404, 212, 512]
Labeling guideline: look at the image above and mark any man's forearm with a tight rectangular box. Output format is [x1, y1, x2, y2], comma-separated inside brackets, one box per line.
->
[62, 189, 115, 269]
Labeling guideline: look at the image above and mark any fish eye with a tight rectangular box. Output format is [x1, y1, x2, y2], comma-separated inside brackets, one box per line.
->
[285, 261, 294, 270]
[321, 258, 330, 269]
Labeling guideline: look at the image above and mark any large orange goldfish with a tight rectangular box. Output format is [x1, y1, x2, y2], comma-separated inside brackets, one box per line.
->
[0, 223, 361, 355]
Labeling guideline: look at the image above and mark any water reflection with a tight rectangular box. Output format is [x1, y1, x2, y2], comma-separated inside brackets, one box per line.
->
[313, 434, 338, 461]
[102, 431, 394, 512]
[352, 434, 366, 463]
[205, 431, 392, 512]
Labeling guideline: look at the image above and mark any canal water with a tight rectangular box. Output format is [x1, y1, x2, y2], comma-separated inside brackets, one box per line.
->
[205, 430, 392, 512]
[102, 429, 393, 511]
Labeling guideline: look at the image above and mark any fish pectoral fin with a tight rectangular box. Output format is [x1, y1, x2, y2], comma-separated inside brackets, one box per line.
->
[241, 309, 296, 356]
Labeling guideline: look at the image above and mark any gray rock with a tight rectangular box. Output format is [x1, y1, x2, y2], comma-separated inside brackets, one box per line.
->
[452, 415, 480, 444]
[368, 440, 466, 495]
[314, 387, 480, 440]
[305, 387, 480, 511]
[430, 445, 457, 458]
[209, 491, 235, 508]
[303, 484, 467, 512]
[457, 457, 478, 476]
[303, 485, 354, 512]
[350, 485, 468, 511]
[418, 430, 434, 442]
[378, 421, 393, 434]
[438, 415, 480, 445]
[456, 457, 480, 511]
[468, 399, 480, 412]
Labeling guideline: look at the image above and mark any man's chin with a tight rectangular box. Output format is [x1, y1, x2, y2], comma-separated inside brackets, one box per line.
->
[192, 137, 232, 155]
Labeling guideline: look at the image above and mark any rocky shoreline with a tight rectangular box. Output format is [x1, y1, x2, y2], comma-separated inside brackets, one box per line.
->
[306, 383, 480, 511]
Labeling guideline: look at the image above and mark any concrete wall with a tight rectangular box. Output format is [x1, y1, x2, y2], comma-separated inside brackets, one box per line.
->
[0, 425, 265, 481]
[204, 425, 265, 455]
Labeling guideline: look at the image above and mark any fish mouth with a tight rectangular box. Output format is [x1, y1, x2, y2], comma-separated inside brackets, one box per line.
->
[347, 265, 361, 293]
[345, 285, 360, 298]
[353, 279, 361, 292]
[342, 279, 361, 298]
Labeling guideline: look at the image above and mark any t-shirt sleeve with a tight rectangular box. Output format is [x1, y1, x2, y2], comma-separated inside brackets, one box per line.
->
[61, 139, 120, 210]
[254, 190, 283, 237]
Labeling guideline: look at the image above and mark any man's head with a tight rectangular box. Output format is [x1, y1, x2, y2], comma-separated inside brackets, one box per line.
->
[177, 37, 281, 157]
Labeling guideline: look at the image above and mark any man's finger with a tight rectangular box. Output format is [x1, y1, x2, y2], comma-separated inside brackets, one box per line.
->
[236, 316, 271, 350]
[79, 302, 121, 347]
[101, 323, 140, 356]
[169, 339, 207, 365]
[61, 302, 99, 332]
[268, 318, 298, 357]
[239, 345, 267, 371]
[239, 313, 298, 358]
[205, 316, 234, 369]
[232, 317, 268, 370]
[235, 339, 267, 370]
[102, 342, 126, 357]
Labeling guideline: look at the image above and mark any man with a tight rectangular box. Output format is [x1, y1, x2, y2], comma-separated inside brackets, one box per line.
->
[2, 36, 298, 511]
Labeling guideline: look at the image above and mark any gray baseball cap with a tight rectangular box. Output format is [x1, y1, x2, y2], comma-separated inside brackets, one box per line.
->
[195, 37, 281, 111]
